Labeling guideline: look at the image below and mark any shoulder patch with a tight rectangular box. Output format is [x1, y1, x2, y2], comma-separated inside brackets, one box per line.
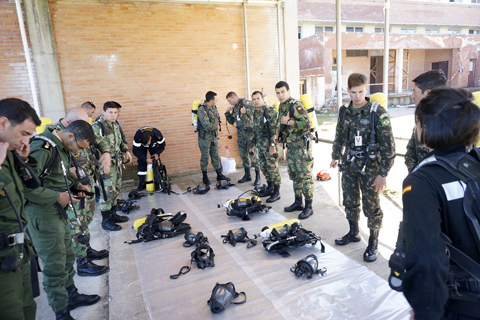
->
[42, 141, 51, 149]
[381, 118, 391, 127]
[379, 113, 390, 120]
[402, 185, 412, 195]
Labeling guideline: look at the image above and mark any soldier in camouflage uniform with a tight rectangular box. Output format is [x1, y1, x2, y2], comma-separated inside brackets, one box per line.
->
[330, 73, 395, 262]
[275, 81, 314, 219]
[405, 70, 447, 172]
[197, 91, 228, 185]
[225, 92, 260, 185]
[92, 101, 132, 232]
[250, 91, 281, 203]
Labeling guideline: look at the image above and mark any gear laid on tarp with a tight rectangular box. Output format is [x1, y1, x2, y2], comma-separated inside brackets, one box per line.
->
[125, 210, 190, 244]
[116, 199, 140, 214]
[252, 184, 268, 196]
[183, 231, 209, 247]
[291, 254, 327, 279]
[193, 183, 210, 195]
[128, 189, 152, 200]
[316, 170, 331, 181]
[215, 179, 235, 190]
[207, 282, 247, 314]
[217, 191, 271, 221]
[221, 227, 257, 248]
[170, 242, 215, 280]
[261, 222, 325, 257]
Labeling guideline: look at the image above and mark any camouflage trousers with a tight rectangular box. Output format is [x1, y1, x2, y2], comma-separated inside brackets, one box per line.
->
[66, 185, 96, 260]
[256, 138, 280, 186]
[198, 138, 220, 171]
[287, 145, 314, 200]
[237, 129, 259, 170]
[99, 163, 122, 211]
[341, 168, 383, 230]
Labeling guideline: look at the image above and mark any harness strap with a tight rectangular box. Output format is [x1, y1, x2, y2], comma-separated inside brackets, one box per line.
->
[170, 260, 192, 279]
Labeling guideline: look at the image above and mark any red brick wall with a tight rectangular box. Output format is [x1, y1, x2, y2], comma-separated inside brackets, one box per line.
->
[47, 0, 281, 174]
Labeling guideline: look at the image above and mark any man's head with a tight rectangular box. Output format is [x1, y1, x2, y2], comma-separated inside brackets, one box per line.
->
[206, 91, 217, 107]
[61, 107, 89, 127]
[251, 91, 265, 107]
[0, 98, 40, 151]
[411, 70, 447, 106]
[81, 101, 96, 117]
[275, 81, 290, 103]
[226, 92, 239, 106]
[60, 120, 95, 153]
[103, 101, 122, 123]
[140, 132, 152, 146]
[347, 73, 368, 108]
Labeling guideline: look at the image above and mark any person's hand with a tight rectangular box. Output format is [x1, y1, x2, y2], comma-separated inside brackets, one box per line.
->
[57, 192, 77, 205]
[146, 158, 153, 165]
[226, 105, 234, 113]
[99, 152, 111, 175]
[372, 175, 387, 193]
[69, 167, 77, 178]
[0, 142, 9, 166]
[281, 114, 290, 125]
[77, 184, 90, 194]
[16, 142, 29, 159]
[125, 151, 132, 164]
[409, 309, 415, 320]
[269, 146, 275, 155]
[240, 106, 246, 114]
[330, 159, 338, 168]
[153, 153, 159, 161]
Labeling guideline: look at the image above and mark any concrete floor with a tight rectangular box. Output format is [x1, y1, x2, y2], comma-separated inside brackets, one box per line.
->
[34, 106, 415, 319]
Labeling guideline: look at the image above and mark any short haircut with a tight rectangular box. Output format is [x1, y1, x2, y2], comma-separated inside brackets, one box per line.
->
[416, 88, 480, 150]
[81, 101, 96, 109]
[103, 101, 122, 112]
[251, 91, 264, 98]
[64, 120, 95, 145]
[412, 70, 447, 93]
[205, 91, 217, 102]
[348, 73, 367, 89]
[226, 92, 237, 99]
[275, 81, 289, 91]
[0, 98, 41, 126]
[140, 132, 151, 145]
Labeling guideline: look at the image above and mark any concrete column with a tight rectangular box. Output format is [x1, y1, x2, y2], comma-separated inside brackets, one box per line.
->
[24, 0, 65, 121]
[395, 48, 403, 93]
[283, 0, 300, 98]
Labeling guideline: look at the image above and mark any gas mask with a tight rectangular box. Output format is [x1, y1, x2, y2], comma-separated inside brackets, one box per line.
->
[221, 228, 256, 248]
[207, 282, 247, 313]
[71, 155, 91, 186]
[290, 254, 327, 279]
[215, 179, 234, 190]
[183, 231, 207, 247]
[12, 151, 40, 189]
[193, 183, 210, 195]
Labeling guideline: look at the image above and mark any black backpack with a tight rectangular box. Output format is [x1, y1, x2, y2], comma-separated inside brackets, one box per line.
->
[153, 159, 172, 195]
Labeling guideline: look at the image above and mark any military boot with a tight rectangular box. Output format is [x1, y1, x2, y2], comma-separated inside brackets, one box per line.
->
[110, 206, 129, 223]
[284, 196, 304, 212]
[55, 308, 75, 320]
[101, 210, 121, 231]
[86, 244, 109, 260]
[334, 220, 361, 246]
[66, 284, 100, 311]
[298, 199, 313, 219]
[238, 167, 252, 183]
[215, 169, 228, 181]
[266, 185, 281, 203]
[258, 181, 273, 197]
[136, 175, 146, 191]
[77, 258, 109, 277]
[202, 171, 210, 185]
[253, 169, 261, 186]
[363, 229, 380, 262]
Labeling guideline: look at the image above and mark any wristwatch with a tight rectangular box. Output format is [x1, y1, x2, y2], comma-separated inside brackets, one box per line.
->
[271, 143, 275, 147]
[286, 120, 290, 126]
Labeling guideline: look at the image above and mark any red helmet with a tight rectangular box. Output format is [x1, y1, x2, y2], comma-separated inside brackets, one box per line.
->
[316, 170, 331, 181]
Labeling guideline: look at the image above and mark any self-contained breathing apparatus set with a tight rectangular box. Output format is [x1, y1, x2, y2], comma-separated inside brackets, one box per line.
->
[389, 150, 480, 302]
[207, 282, 247, 313]
[221, 227, 257, 248]
[217, 191, 271, 221]
[291, 254, 327, 279]
[115, 189, 148, 214]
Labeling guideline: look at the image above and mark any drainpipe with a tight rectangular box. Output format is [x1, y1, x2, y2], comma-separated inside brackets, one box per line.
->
[243, 1, 250, 98]
[277, 0, 283, 80]
[383, 0, 390, 105]
[15, 0, 40, 115]
[336, 0, 342, 206]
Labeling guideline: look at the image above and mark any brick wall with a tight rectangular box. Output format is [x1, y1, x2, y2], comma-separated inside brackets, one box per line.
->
[46, 0, 281, 175]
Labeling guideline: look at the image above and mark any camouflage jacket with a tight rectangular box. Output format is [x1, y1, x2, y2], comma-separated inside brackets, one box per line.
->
[197, 103, 220, 141]
[332, 101, 395, 177]
[225, 98, 255, 129]
[276, 97, 311, 145]
[404, 128, 429, 172]
[251, 105, 277, 147]
[92, 118, 128, 165]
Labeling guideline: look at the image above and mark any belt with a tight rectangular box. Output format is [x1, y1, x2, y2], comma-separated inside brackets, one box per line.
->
[286, 140, 305, 149]
[0, 230, 24, 250]
[347, 150, 366, 158]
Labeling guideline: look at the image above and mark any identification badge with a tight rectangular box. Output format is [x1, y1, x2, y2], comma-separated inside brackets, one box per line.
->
[355, 135, 362, 146]
[237, 115, 241, 121]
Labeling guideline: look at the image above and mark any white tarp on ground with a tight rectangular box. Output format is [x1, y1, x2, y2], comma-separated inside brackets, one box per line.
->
[125, 186, 410, 320]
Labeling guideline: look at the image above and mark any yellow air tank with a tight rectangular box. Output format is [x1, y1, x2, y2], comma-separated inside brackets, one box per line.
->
[88, 117, 94, 124]
[36, 117, 53, 134]
[192, 100, 200, 132]
[300, 94, 318, 131]
[133, 213, 173, 231]
[272, 102, 279, 112]
[472, 92, 480, 146]
[146, 164, 155, 192]
[263, 218, 301, 232]
[370, 93, 387, 109]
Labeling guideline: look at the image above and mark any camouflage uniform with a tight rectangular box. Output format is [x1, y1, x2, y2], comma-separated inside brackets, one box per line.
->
[225, 99, 259, 169]
[92, 118, 128, 211]
[197, 103, 221, 171]
[331, 100, 395, 230]
[251, 105, 280, 186]
[276, 97, 314, 199]
[404, 129, 429, 172]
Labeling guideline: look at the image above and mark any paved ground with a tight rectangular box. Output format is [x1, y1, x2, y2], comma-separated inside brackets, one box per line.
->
[34, 106, 416, 319]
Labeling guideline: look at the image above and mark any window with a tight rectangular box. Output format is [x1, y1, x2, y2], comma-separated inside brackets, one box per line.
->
[315, 26, 323, 34]
[346, 50, 368, 57]
[346, 27, 363, 33]
[401, 28, 415, 34]
[425, 29, 438, 34]
[325, 26, 334, 32]
[450, 0, 461, 2]
[448, 29, 460, 35]
[472, 0, 480, 3]
[298, 26, 302, 39]
[375, 28, 384, 33]
[469, 30, 480, 34]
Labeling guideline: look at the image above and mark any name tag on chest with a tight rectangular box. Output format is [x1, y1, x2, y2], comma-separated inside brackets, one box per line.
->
[355, 135, 362, 146]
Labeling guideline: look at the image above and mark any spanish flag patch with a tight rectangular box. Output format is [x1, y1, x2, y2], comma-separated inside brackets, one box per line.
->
[402, 185, 412, 195]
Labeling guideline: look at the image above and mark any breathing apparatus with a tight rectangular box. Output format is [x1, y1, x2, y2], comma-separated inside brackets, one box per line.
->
[253, 218, 301, 239]
[221, 227, 257, 248]
[192, 100, 200, 132]
[170, 241, 215, 280]
[132, 208, 172, 231]
[183, 231, 208, 247]
[127, 211, 190, 244]
[207, 282, 247, 313]
[217, 190, 271, 221]
[290, 254, 327, 279]
[226, 120, 233, 140]
[71, 155, 91, 186]
[193, 183, 210, 195]
[11, 151, 41, 189]
[215, 179, 234, 190]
